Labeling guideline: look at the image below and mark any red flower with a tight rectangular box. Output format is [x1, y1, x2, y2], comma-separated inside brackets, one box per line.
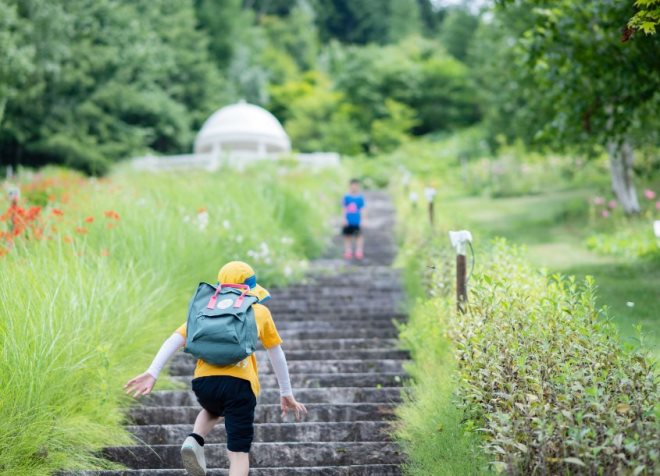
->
[75, 227, 88, 235]
[101, 248, 110, 257]
[52, 209, 64, 217]
[104, 210, 120, 220]
[84, 216, 94, 223]
[26, 206, 41, 220]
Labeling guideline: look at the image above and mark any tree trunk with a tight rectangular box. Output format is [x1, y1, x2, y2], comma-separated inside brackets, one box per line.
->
[607, 139, 640, 214]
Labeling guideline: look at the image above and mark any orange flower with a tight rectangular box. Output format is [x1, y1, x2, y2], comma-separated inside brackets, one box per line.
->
[75, 227, 88, 235]
[101, 248, 110, 257]
[26, 206, 41, 220]
[0, 247, 8, 257]
[84, 216, 94, 223]
[63, 236, 73, 244]
[106, 223, 115, 230]
[197, 207, 207, 213]
[104, 210, 120, 220]
[52, 209, 64, 217]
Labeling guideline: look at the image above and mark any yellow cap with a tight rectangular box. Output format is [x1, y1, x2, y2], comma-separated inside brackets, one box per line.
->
[218, 261, 270, 302]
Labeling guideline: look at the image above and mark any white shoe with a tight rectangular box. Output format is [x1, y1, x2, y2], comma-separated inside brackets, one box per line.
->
[181, 436, 207, 476]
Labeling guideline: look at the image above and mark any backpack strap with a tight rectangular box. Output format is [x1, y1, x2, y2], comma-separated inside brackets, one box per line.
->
[206, 283, 250, 310]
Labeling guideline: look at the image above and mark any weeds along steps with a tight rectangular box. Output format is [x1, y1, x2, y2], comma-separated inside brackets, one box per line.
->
[67, 191, 408, 475]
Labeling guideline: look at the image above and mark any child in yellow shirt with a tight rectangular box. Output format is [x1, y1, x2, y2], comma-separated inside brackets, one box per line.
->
[124, 261, 306, 476]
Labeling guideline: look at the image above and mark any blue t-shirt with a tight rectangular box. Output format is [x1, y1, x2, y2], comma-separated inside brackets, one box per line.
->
[343, 194, 365, 226]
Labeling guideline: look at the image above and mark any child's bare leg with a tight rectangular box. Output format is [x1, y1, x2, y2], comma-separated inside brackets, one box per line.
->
[228, 450, 249, 476]
[355, 235, 364, 256]
[343, 236, 353, 257]
[193, 408, 220, 437]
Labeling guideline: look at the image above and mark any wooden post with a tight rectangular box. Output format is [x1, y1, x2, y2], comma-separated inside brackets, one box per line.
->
[449, 230, 472, 314]
[428, 200, 434, 226]
[456, 253, 467, 313]
[424, 187, 437, 228]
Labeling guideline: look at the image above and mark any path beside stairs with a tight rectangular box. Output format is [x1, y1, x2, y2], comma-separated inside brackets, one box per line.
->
[75, 191, 408, 475]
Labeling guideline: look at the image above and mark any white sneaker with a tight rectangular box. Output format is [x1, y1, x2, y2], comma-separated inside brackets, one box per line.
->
[180, 436, 207, 476]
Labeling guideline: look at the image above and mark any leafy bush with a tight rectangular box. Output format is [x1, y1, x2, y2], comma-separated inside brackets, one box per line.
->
[586, 224, 660, 260]
[449, 241, 659, 474]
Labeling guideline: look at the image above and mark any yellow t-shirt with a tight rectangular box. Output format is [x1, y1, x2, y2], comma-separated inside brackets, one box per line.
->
[175, 303, 282, 397]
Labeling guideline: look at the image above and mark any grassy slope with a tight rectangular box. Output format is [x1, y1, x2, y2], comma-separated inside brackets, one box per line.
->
[0, 165, 341, 476]
[438, 188, 659, 359]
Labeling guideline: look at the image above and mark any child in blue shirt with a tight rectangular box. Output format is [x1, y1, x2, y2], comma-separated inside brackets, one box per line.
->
[342, 179, 366, 260]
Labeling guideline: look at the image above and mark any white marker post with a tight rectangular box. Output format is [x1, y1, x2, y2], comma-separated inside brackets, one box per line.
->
[424, 187, 437, 226]
[409, 191, 419, 209]
[449, 230, 472, 313]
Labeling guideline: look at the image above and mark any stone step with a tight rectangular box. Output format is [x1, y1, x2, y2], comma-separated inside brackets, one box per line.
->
[129, 403, 396, 425]
[267, 311, 406, 322]
[171, 350, 408, 364]
[101, 442, 403, 469]
[126, 421, 392, 445]
[271, 320, 403, 331]
[168, 359, 407, 376]
[170, 372, 406, 389]
[274, 339, 399, 351]
[277, 328, 398, 339]
[250, 349, 410, 361]
[75, 463, 402, 475]
[141, 387, 404, 407]
[268, 292, 402, 300]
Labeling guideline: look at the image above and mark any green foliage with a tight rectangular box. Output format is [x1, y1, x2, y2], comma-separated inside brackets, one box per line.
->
[0, 166, 339, 475]
[587, 223, 660, 259]
[628, 0, 660, 35]
[438, 7, 480, 61]
[452, 242, 658, 474]
[270, 71, 365, 155]
[393, 199, 492, 476]
[330, 37, 479, 144]
[1, 0, 226, 174]
[482, 0, 660, 154]
[396, 299, 494, 476]
[312, 0, 422, 44]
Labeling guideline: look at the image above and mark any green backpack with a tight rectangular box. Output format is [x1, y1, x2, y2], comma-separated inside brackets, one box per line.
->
[183, 283, 259, 366]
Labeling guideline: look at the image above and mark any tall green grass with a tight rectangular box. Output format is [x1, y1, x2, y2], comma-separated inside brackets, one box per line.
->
[393, 189, 492, 475]
[0, 164, 341, 475]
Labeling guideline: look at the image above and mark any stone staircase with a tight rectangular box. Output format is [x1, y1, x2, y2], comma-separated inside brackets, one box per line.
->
[71, 191, 407, 475]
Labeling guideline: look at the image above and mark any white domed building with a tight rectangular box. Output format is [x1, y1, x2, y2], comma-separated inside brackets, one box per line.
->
[194, 101, 291, 159]
[132, 101, 338, 172]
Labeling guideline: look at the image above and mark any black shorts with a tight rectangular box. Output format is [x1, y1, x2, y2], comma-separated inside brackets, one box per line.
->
[191, 376, 257, 453]
[342, 224, 361, 236]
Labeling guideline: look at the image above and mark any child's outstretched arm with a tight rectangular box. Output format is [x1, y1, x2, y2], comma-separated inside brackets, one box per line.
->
[124, 332, 185, 398]
[266, 344, 307, 420]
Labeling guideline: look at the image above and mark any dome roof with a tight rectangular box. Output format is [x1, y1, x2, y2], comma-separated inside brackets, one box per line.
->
[195, 101, 290, 152]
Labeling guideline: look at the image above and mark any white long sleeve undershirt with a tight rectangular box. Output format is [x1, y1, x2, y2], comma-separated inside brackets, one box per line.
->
[146, 332, 185, 379]
[145, 333, 294, 398]
[266, 345, 293, 397]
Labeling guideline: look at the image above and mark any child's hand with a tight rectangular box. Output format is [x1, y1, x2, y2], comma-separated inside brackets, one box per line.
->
[281, 395, 307, 421]
[124, 372, 156, 398]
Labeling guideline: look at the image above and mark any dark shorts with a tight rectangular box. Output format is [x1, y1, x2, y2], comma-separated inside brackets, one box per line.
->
[342, 224, 361, 236]
[191, 376, 257, 453]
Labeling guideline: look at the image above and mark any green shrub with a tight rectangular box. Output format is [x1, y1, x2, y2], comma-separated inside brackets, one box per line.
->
[450, 241, 658, 475]
[586, 222, 660, 260]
